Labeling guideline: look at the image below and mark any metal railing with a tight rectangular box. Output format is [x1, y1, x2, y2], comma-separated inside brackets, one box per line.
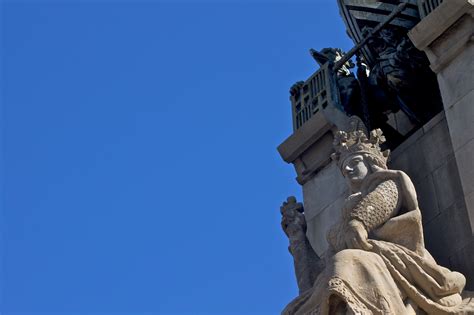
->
[290, 63, 339, 131]
[418, 0, 443, 18]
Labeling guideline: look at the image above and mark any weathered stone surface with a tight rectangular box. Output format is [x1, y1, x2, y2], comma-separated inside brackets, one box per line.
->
[409, 0, 474, 75]
[278, 107, 357, 185]
[432, 154, 465, 211]
[389, 134, 430, 184]
[455, 139, 474, 231]
[298, 132, 334, 182]
[450, 240, 474, 291]
[419, 118, 454, 174]
[465, 190, 474, 235]
[437, 42, 474, 108]
[455, 138, 474, 196]
[445, 89, 474, 152]
[422, 110, 446, 134]
[415, 174, 440, 224]
[389, 111, 444, 163]
[409, 0, 472, 53]
[430, 15, 473, 76]
[389, 125, 424, 161]
[302, 162, 347, 221]
[408, 0, 474, 282]
[305, 195, 346, 256]
[424, 199, 472, 265]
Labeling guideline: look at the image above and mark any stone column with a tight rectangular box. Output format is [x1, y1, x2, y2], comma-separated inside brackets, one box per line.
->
[408, 0, 474, 288]
[277, 107, 351, 256]
[409, 0, 474, 232]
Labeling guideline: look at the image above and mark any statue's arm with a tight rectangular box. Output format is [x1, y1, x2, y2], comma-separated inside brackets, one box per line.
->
[344, 170, 407, 251]
[397, 170, 418, 211]
[350, 178, 401, 232]
[281, 197, 324, 294]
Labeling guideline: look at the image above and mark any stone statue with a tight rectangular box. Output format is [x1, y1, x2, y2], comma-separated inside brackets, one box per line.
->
[281, 126, 474, 314]
[281, 196, 324, 294]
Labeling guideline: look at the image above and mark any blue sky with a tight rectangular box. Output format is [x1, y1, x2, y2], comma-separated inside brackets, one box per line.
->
[1, 1, 352, 314]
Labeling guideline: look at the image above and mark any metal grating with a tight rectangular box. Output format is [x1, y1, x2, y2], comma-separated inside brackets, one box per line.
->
[418, 0, 443, 18]
[290, 63, 339, 131]
[337, 0, 420, 68]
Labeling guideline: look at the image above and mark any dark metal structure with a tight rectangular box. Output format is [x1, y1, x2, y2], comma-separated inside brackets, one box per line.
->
[290, 0, 445, 145]
[336, 0, 420, 67]
[417, 0, 444, 18]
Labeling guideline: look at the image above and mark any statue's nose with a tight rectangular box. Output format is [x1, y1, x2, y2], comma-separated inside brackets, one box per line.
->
[344, 164, 354, 175]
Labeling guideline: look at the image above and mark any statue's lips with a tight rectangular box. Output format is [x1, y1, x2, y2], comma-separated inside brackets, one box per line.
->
[346, 172, 362, 180]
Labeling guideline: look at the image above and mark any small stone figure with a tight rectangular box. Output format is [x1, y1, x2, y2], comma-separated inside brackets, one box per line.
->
[281, 196, 324, 294]
[281, 127, 474, 314]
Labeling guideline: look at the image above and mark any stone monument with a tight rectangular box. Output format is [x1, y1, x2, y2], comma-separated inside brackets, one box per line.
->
[278, 1, 474, 314]
[281, 123, 474, 314]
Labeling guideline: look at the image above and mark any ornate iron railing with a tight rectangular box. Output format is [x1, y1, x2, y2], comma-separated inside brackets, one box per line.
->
[290, 63, 340, 131]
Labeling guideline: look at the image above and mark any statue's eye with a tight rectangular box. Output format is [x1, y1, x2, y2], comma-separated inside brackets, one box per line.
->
[350, 159, 361, 167]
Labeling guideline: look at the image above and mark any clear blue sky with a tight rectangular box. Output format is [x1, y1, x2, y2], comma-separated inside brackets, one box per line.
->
[1, 1, 352, 314]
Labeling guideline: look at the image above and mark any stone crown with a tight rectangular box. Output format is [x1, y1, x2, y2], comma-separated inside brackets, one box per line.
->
[332, 128, 390, 168]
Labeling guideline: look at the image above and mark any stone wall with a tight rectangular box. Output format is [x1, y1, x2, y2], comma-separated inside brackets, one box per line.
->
[389, 112, 474, 289]
[408, 0, 474, 289]
[303, 162, 347, 255]
[409, 0, 474, 231]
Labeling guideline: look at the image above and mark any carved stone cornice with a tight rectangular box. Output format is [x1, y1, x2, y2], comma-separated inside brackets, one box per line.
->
[409, 0, 474, 73]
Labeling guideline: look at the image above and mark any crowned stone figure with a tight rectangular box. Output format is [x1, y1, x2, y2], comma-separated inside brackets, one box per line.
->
[281, 124, 474, 314]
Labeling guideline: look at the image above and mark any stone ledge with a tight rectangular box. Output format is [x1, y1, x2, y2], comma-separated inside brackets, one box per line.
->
[277, 112, 333, 164]
[277, 106, 352, 185]
[409, 0, 473, 51]
[390, 111, 445, 161]
[422, 110, 445, 134]
[409, 0, 474, 73]
[390, 126, 424, 161]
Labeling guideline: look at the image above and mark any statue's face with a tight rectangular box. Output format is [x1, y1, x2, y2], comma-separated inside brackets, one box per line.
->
[342, 154, 370, 185]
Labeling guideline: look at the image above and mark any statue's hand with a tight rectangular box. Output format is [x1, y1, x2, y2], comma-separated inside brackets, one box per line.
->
[345, 219, 373, 251]
[280, 196, 306, 239]
[281, 197, 323, 294]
